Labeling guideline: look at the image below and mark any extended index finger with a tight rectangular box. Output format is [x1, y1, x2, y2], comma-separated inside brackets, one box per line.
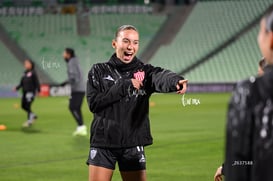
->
[179, 79, 188, 84]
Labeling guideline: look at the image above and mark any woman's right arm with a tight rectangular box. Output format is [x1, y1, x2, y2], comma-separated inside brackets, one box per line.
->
[86, 64, 132, 113]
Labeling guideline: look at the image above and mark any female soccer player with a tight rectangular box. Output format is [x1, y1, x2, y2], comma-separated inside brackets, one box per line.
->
[14, 59, 40, 127]
[86, 25, 188, 181]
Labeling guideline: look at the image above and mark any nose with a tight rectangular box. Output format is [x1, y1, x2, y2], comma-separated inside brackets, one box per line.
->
[127, 43, 132, 50]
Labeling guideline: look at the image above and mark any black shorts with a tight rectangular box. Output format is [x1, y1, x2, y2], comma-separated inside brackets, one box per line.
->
[86, 146, 146, 171]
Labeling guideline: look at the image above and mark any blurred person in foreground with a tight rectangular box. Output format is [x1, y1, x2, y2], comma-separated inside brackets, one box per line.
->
[14, 59, 40, 127]
[224, 8, 273, 181]
[63, 48, 87, 136]
[86, 25, 188, 181]
[214, 57, 266, 181]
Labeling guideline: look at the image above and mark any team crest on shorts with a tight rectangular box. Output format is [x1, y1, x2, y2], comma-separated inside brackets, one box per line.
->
[134, 70, 145, 81]
[139, 154, 146, 163]
[90, 149, 97, 160]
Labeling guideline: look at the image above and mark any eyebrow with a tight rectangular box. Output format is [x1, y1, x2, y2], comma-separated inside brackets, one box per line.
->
[122, 38, 139, 42]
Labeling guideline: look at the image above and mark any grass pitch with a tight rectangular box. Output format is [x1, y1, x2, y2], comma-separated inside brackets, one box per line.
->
[0, 93, 230, 181]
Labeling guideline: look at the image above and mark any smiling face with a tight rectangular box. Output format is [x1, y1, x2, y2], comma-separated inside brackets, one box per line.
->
[112, 29, 139, 64]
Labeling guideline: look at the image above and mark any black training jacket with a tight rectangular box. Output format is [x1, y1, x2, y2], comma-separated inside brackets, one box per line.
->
[87, 54, 184, 148]
[16, 70, 40, 93]
[225, 65, 273, 181]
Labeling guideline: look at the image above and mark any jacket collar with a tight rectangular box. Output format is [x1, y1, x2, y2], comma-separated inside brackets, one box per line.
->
[258, 65, 273, 99]
[108, 53, 142, 72]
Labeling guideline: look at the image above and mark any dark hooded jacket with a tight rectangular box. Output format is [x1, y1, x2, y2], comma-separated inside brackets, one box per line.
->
[16, 69, 40, 93]
[86, 54, 184, 148]
[225, 65, 273, 181]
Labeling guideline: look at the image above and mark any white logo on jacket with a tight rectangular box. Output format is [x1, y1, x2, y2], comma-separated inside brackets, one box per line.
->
[127, 86, 146, 98]
[103, 75, 115, 82]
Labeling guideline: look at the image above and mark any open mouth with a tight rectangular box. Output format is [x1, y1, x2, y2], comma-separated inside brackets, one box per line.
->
[124, 52, 134, 61]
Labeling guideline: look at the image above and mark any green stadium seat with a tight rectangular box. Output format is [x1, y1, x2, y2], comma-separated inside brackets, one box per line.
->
[0, 41, 24, 85]
[0, 13, 166, 83]
[149, 0, 272, 76]
[185, 25, 260, 83]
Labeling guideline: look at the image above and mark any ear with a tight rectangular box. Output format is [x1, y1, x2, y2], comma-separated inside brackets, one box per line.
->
[112, 39, 116, 49]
